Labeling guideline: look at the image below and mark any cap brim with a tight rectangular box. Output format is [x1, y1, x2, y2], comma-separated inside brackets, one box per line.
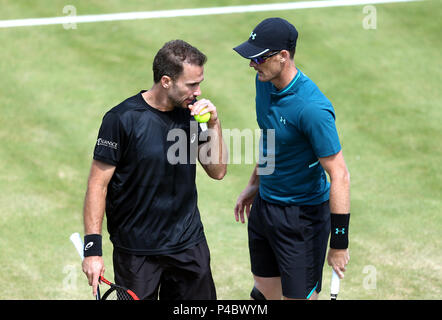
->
[233, 40, 270, 59]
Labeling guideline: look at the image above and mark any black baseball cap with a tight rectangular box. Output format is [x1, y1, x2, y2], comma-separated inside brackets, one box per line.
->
[233, 17, 298, 59]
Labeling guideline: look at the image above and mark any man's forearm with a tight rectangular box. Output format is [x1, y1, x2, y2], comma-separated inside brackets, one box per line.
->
[328, 169, 350, 214]
[248, 164, 260, 188]
[83, 182, 107, 235]
[199, 119, 227, 179]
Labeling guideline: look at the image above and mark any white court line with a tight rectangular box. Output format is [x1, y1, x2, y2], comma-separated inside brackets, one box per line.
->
[0, 0, 421, 29]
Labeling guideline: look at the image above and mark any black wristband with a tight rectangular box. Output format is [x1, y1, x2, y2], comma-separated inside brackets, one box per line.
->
[330, 213, 350, 249]
[83, 234, 102, 257]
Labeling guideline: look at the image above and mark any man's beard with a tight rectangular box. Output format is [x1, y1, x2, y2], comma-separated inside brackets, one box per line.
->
[169, 94, 188, 109]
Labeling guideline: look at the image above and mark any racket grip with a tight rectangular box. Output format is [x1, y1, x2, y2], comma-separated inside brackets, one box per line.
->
[70, 232, 84, 260]
[96, 286, 101, 300]
[330, 269, 340, 300]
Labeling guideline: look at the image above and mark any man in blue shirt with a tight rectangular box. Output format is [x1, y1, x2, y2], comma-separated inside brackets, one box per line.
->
[233, 18, 351, 300]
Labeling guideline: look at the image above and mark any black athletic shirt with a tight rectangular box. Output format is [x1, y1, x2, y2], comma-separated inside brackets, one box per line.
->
[93, 91, 205, 255]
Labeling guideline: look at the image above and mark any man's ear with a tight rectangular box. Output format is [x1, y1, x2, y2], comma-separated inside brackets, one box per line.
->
[161, 75, 172, 89]
[280, 50, 290, 63]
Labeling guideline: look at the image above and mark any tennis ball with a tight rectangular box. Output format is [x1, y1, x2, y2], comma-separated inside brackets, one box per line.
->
[194, 108, 211, 123]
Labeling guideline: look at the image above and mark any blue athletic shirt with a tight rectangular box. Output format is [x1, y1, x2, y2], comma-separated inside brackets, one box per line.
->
[256, 69, 341, 205]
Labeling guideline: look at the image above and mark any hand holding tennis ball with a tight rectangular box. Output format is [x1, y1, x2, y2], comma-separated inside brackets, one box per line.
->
[194, 107, 211, 123]
[189, 99, 217, 124]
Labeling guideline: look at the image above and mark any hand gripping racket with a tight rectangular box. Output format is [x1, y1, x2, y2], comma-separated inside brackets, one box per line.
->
[330, 269, 340, 300]
[69, 232, 139, 300]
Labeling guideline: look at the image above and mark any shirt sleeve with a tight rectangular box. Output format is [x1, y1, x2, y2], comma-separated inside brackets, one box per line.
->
[299, 103, 342, 158]
[93, 111, 126, 166]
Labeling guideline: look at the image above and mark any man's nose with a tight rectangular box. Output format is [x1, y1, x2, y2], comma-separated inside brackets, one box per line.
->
[249, 60, 256, 68]
[193, 86, 201, 97]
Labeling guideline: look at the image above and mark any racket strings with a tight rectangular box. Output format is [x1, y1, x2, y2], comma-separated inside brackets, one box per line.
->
[105, 288, 137, 300]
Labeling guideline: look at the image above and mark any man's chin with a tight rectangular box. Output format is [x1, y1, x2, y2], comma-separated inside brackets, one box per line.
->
[171, 100, 189, 109]
[257, 72, 269, 82]
[182, 102, 192, 109]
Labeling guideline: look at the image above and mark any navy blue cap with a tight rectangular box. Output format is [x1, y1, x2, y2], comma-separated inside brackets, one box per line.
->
[233, 17, 298, 59]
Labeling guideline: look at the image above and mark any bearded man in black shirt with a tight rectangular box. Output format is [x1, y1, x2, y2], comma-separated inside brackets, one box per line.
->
[81, 40, 227, 300]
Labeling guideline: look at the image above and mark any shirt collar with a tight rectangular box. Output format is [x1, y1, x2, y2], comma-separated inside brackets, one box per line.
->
[271, 68, 301, 98]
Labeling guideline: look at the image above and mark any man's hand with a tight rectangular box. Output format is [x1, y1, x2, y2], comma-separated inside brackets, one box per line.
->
[82, 256, 105, 297]
[189, 98, 218, 124]
[234, 184, 259, 223]
[327, 248, 350, 279]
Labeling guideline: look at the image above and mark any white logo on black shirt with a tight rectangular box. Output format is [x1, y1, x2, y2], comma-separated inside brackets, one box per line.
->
[97, 138, 118, 150]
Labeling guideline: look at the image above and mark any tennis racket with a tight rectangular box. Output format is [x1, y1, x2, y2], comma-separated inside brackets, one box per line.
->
[69, 232, 139, 300]
[330, 269, 340, 300]
[99, 276, 139, 300]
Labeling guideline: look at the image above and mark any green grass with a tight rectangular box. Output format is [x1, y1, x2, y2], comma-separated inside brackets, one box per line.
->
[0, 0, 440, 299]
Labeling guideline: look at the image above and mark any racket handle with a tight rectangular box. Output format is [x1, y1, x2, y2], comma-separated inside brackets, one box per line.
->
[330, 269, 340, 300]
[96, 286, 101, 300]
[70, 232, 84, 260]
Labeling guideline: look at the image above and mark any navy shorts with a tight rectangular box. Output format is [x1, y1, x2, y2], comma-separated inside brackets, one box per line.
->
[113, 239, 216, 300]
[248, 193, 330, 299]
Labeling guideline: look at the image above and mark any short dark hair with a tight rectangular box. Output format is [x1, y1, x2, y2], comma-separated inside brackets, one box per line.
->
[289, 47, 296, 60]
[153, 40, 207, 83]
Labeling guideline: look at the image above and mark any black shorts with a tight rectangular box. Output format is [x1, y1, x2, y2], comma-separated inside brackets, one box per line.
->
[113, 239, 216, 300]
[248, 193, 330, 299]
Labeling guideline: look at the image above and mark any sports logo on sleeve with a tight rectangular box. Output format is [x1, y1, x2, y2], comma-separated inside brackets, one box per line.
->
[97, 138, 118, 150]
